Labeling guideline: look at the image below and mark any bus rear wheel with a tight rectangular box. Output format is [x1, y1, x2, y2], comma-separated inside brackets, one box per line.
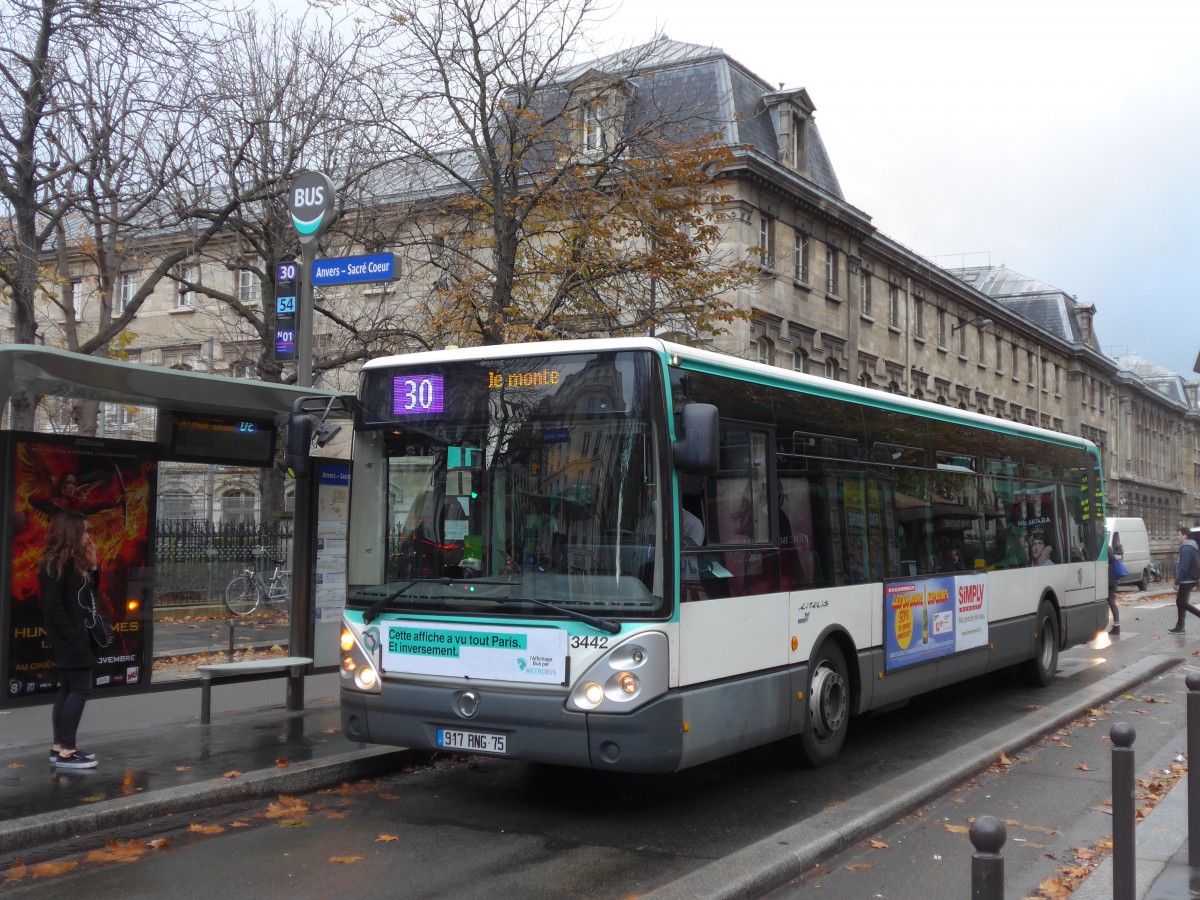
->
[792, 641, 850, 768]
[1022, 601, 1060, 687]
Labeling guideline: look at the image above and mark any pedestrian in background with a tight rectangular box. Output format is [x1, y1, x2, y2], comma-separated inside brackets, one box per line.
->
[1107, 533, 1122, 635]
[1167, 526, 1200, 636]
[38, 510, 99, 768]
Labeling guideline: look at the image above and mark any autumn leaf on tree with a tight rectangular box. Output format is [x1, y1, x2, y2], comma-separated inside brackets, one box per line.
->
[85, 840, 147, 863]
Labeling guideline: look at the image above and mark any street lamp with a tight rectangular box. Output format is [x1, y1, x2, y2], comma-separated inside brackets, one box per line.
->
[951, 315, 994, 335]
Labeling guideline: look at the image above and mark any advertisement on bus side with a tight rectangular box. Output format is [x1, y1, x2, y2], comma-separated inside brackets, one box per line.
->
[884, 573, 988, 671]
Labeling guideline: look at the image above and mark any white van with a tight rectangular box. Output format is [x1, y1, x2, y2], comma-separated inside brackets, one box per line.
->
[1106, 517, 1153, 591]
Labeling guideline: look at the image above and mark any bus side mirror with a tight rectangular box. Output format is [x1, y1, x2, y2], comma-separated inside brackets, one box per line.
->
[673, 403, 719, 475]
[286, 413, 315, 479]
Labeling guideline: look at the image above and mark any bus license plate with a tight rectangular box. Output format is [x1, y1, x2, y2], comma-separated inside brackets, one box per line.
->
[437, 728, 507, 754]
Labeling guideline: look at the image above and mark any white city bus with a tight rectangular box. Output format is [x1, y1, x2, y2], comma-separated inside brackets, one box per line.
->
[321, 337, 1107, 772]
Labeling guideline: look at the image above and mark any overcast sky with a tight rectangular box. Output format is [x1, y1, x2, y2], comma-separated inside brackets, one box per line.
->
[594, 0, 1200, 378]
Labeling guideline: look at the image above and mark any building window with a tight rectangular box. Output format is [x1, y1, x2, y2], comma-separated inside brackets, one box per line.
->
[937, 309, 947, 347]
[791, 114, 808, 170]
[825, 245, 838, 294]
[794, 231, 809, 283]
[159, 492, 200, 522]
[177, 266, 197, 308]
[793, 350, 808, 374]
[995, 334, 1004, 374]
[230, 359, 257, 380]
[859, 271, 871, 317]
[824, 358, 841, 381]
[758, 216, 775, 268]
[756, 337, 775, 365]
[889, 284, 901, 327]
[116, 273, 137, 315]
[222, 490, 256, 525]
[957, 318, 967, 354]
[914, 300, 924, 338]
[239, 269, 260, 304]
[1028, 351, 1036, 383]
[1012, 344, 1020, 378]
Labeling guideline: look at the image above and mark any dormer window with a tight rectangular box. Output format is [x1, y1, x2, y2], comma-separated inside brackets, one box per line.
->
[584, 98, 610, 152]
[791, 114, 808, 171]
[568, 72, 634, 157]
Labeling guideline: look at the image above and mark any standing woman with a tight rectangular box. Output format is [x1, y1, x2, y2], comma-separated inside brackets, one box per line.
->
[39, 510, 99, 769]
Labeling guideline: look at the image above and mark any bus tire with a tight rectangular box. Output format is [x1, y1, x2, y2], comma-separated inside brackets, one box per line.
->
[1022, 601, 1059, 687]
[793, 641, 850, 768]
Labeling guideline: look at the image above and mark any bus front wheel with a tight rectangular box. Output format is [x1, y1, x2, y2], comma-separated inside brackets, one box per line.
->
[1022, 601, 1060, 687]
[792, 641, 850, 768]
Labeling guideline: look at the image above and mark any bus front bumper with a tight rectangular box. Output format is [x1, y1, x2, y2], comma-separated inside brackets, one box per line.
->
[341, 682, 685, 773]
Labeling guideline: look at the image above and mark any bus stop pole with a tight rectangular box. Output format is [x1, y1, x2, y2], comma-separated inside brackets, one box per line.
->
[287, 468, 315, 712]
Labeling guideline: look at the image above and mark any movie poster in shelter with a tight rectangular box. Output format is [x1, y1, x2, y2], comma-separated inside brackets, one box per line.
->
[6, 434, 156, 701]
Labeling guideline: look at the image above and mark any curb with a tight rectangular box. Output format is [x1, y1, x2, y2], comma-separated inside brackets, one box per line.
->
[0, 746, 422, 856]
[643, 654, 1182, 900]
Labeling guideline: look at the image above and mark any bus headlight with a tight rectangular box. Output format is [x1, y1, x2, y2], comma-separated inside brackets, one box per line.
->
[568, 632, 668, 713]
[340, 619, 381, 694]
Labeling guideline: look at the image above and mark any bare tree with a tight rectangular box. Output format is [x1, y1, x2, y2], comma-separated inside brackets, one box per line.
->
[0, 0, 229, 429]
[348, 0, 754, 347]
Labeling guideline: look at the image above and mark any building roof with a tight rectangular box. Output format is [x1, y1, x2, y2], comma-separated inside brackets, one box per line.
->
[950, 265, 1086, 344]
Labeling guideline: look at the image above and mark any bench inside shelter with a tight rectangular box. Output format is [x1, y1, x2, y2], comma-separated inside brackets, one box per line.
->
[197, 657, 313, 724]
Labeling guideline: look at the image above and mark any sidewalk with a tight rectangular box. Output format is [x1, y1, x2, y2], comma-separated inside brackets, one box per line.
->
[0, 672, 414, 855]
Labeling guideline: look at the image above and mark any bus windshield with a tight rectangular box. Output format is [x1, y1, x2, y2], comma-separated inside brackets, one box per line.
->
[354, 350, 670, 620]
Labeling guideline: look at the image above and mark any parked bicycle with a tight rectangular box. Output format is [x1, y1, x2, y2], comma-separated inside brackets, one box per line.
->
[224, 548, 291, 616]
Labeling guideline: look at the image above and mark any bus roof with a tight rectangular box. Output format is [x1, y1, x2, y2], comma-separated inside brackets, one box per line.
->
[362, 337, 1098, 455]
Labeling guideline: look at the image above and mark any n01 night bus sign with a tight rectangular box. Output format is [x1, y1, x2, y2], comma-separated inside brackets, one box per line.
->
[275, 260, 298, 361]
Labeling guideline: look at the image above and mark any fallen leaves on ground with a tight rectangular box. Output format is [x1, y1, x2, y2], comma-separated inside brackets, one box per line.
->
[222, 771, 242, 779]
[30, 861, 78, 878]
[941, 822, 971, 834]
[7, 762, 26, 769]
[329, 856, 364, 864]
[843, 861, 873, 873]
[867, 839, 888, 849]
[85, 840, 147, 864]
[264, 795, 311, 822]
[81, 796, 104, 803]
[275, 758, 290, 768]
[4, 861, 27, 883]
[188, 823, 226, 835]
[376, 834, 399, 842]
[147, 838, 169, 850]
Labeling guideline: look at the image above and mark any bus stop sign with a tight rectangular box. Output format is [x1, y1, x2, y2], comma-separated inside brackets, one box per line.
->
[288, 171, 335, 245]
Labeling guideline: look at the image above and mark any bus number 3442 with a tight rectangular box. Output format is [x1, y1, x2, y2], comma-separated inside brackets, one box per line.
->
[570, 636, 610, 649]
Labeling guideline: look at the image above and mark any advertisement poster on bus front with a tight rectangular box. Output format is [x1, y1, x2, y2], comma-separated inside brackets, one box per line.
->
[5, 433, 156, 703]
[884, 573, 988, 671]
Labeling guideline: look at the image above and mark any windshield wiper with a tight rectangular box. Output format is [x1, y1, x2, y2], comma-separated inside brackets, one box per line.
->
[361, 578, 452, 624]
[483, 595, 622, 635]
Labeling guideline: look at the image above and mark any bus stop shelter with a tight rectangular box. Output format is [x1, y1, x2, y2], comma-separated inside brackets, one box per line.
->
[0, 345, 341, 710]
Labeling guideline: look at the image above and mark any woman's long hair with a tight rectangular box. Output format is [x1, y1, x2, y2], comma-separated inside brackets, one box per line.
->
[40, 510, 90, 580]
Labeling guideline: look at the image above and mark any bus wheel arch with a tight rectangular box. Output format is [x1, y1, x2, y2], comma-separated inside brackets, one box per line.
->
[1022, 594, 1061, 687]
[790, 632, 854, 768]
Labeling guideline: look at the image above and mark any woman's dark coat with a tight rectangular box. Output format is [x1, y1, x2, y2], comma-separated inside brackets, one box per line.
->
[39, 561, 96, 669]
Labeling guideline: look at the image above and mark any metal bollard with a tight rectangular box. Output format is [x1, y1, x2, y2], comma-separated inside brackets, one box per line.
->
[969, 815, 1005, 900]
[1188, 673, 1200, 867]
[227, 621, 235, 659]
[1111, 722, 1136, 900]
